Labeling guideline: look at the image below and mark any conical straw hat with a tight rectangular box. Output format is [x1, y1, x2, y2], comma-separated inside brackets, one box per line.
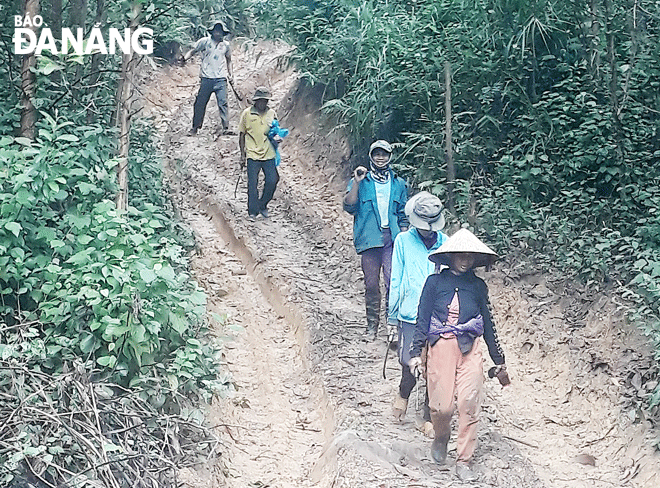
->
[428, 228, 498, 268]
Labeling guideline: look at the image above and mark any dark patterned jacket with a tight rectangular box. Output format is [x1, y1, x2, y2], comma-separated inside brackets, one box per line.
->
[412, 268, 505, 365]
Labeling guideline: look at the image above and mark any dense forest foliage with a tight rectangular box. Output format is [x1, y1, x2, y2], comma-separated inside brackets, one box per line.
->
[251, 0, 660, 410]
[0, 1, 248, 485]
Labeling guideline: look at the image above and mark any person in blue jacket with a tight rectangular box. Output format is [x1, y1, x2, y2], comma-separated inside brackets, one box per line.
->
[343, 140, 409, 341]
[388, 191, 448, 436]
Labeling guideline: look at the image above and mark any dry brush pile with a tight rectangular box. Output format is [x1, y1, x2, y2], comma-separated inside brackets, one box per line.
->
[0, 356, 221, 488]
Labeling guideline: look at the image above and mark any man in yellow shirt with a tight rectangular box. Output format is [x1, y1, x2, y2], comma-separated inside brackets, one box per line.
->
[238, 87, 279, 219]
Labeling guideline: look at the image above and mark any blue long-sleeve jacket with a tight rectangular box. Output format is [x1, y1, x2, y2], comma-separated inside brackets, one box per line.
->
[343, 172, 408, 253]
[388, 228, 447, 325]
[413, 269, 505, 365]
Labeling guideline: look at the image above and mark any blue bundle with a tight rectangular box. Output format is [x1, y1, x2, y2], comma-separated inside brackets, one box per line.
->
[268, 120, 289, 167]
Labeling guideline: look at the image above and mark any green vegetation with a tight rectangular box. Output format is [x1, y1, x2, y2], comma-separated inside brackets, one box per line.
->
[0, 0, 247, 485]
[251, 0, 660, 414]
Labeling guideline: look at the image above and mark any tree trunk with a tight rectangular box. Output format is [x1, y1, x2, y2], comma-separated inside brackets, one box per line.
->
[444, 61, 455, 214]
[115, 3, 141, 211]
[602, 0, 628, 201]
[49, 0, 62, 83]
[588, 0, 602, 80]
[87, 0, 105, 124]
[70, 0, 87, 30]
[20, 0, 40, 139]
[116, 49, 133, 211]
[70, 0, 87, 104]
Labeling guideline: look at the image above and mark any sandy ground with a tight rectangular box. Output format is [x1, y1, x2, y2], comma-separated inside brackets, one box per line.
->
[139, 39, 660, 488]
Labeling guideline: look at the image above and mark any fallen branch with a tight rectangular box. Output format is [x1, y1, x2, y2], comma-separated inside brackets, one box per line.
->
[501, 433, 539, 449]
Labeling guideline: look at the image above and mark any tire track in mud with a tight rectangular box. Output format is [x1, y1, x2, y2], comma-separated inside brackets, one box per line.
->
[181, 203, 332, 488]
[144, 40, 660, 488]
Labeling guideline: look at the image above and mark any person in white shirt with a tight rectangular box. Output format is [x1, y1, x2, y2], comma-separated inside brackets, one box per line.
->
[184, 22, 234, 135]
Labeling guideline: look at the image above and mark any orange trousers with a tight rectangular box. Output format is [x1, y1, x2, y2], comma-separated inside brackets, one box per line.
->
[426, 335, 483, 463]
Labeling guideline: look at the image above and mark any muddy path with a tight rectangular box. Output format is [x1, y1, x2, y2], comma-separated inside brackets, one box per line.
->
[140, 39, 660, 488]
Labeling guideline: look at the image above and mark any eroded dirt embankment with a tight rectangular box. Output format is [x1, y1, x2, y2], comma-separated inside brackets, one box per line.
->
[141, 39, 660, 488]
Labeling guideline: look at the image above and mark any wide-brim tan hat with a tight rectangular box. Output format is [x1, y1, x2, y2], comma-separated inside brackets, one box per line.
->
[428, 228, 498, 268]
[405, 191, 445, 231]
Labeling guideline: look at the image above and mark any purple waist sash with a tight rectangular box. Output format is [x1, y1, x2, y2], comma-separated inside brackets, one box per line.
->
[428, 314, 484, 340]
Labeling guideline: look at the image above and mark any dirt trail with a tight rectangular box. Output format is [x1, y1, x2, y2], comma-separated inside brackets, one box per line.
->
[141, 39, 660, 488]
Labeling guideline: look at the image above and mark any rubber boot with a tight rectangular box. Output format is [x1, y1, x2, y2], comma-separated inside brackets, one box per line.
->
[430, 410, 452, 465]
[431, 434, 449, 464]
[364, 294, 380, 341]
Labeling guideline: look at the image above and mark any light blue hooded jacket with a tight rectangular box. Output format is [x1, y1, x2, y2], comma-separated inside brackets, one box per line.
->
[388, 228, 448, 325]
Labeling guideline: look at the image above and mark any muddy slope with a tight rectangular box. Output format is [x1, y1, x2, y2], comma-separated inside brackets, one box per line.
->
[141, 39, 660, 488]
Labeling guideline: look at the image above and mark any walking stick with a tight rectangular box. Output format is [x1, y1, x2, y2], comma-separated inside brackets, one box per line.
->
[382, 338, 392, 380]
[415, 368, 422, 412]
[228, 78, 243, 101]
[234, 157, 245, 198]
[382, 326, 396, 379]
[234, 172, 241, 198]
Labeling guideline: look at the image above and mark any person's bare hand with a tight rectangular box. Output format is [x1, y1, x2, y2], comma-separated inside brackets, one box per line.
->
[488, 364, 511, 386]
[408, 356, 423, 377]
[354, 166, 368, 182]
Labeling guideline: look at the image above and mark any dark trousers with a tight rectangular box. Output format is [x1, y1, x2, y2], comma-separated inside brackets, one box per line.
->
[247, 158, 279, 216]
[398, 320, 431, 421]
[192, 77, 228, 130]
[360, 229, 393, 333]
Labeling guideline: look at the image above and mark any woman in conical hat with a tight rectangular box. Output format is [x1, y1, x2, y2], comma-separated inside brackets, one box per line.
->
[408, 228, 509, 481]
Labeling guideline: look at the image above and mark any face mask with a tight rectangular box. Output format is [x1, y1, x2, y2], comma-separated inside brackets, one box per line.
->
[369, 150, 391, 183]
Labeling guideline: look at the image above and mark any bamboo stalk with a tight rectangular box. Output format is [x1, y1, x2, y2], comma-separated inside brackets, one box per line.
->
[444, 61, 455, 213]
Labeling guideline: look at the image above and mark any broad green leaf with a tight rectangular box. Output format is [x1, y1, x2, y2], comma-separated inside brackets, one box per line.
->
[77, 235, 94, 245]
[131, 323, 146, 343]
[24, 446, 46, 456]
[79, 334, 97, 354]
[41, 61, 63, 75]
[15, 189, 34, 205]
[67, 214, 91, 229]
[14, 137, 32, 146]
[10, 248, 25, 261]
[140, 268, 157, 283]
[77, 182, 98, 195]
[189, 290, 206, 306]
[56, 134, 79, 142]
[66, 249, 93, 265]
[4, 222, 21, 237]
[170, 312, 188, 334]
[155, 264, 176, 281]
[97, 355, 116, 367]
[108, 249, 124, 259]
